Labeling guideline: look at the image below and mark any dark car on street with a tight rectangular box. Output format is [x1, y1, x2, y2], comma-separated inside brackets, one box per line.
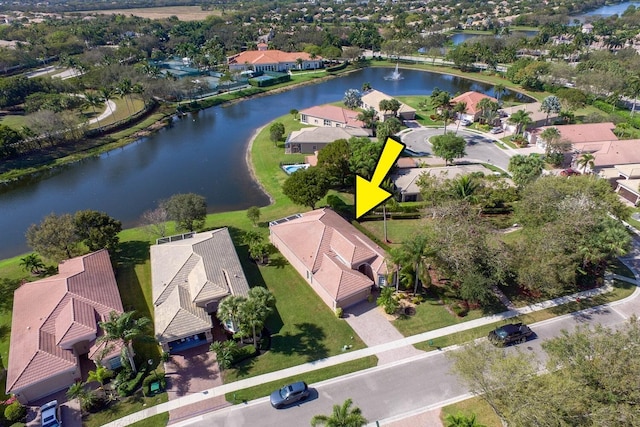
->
[488, 323, 533, 346]
[270, 381, 310, 409]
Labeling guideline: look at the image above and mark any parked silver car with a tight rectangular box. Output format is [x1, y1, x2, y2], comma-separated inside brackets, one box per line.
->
[270, 381, 310, 409]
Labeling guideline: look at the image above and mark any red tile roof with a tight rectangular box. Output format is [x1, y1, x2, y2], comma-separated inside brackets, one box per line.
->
[228, 49, 320, 66]
[7, 250, 123, 395]
[573, 139, 640, 167]
[270, 208, 387, 303]
[300, 105, 366, 128]
[451, 91, 497, 115]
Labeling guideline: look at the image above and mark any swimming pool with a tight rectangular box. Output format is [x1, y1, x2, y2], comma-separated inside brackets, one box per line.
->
[282, 163, 311, 174]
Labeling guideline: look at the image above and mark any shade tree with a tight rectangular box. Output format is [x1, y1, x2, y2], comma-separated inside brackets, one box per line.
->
[507, 154, 545, 187]
[317, 138, 351, 188]
[26, 213, 80, 263]
[431, 132, 466, 165]
[282, 167, 330, 209]
[74, 209, 122, 252]
[164, 193, 207, 232]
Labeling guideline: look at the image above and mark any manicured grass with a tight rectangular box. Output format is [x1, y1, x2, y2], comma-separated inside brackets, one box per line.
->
[128, 413, 169, 427]
[85, 96, 146, 128]
[83, 392, 168, 427]
[359, 218, 424, 249]
[441, 396, 502, 427]
[414, 278, 636, 351]
[222, 252, 366, 383]
[393, 290, 504, 338]
[0, 114, 27, 129]
[225, 356, 377, 403]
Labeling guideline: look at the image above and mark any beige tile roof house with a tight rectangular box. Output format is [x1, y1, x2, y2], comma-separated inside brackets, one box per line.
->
[361, 89, 416, 121]
[599, 164, 640, 205]
[227, 46, 323, 73]
[572, 139, 640, 169]
[269, 208, 388, 310]
[528, 122, 618, 149]
[6, 250, 124, 404]
[392, 165, 493, 202]
[151, 229, 249, 352]
[285, 126, 370, 154]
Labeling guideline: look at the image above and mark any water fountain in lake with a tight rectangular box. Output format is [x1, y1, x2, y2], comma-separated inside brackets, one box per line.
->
[384, 63, 403, 80]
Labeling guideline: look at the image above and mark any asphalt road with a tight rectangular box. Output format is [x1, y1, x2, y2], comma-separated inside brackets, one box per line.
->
[401, 128, 513, 172]
[174, 297, 634, 427]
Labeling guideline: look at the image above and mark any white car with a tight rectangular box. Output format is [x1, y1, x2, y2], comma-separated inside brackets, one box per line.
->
[490, 126, 503, 134]
[40, 401, 61, 427]
[460, 119, 472, 126]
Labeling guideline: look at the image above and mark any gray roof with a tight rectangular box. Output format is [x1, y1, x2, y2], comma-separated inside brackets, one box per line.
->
[151, 228, 250, 343]
[287, 126, 369, 144]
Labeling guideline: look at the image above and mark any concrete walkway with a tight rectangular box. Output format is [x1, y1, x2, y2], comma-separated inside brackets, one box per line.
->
[103, 274, 637, 427]
[343, 299, 424, 365]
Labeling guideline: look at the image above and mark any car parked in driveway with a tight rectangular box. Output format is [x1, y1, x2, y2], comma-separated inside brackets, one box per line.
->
[460, 119, 472, 126]
[488, 323, 533, 346]
[40, 400, 61, 427]
[270, 381, 310, 409]
[490, 126, 503, 134]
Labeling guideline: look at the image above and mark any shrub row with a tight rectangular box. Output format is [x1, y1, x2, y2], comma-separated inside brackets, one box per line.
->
[117, 370, 146, 397]
[326, 62, 348, 73]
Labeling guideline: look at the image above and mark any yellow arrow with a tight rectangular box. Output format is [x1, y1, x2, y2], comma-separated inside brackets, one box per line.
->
[355, 137, 405, 219]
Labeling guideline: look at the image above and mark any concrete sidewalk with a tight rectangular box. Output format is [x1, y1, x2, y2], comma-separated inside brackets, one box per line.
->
[103, 275, 638, 427]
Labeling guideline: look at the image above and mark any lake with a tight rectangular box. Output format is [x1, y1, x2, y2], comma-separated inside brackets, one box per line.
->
[0, 67, 531, 259]
[450, 31, 538, 46]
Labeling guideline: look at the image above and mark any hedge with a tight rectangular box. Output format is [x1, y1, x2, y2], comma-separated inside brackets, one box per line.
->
[117, 370, 146, 397]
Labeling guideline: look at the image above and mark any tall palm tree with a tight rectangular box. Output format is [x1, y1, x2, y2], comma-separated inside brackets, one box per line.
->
[19, 253, 44, 275]
[216, 295, 247, 336]
[356, 107, 377, 131]
[132, 83, 146, 107]
[116, 78, 133, 116]
[626, 73, 640, 116]
[401, 233, 432, 295]
[453, 101, 467, 134]
[493, 83, 506, 104]
[97, 311, 152, 373]
[507, 109, 533, 136]
[440, 109, 455, 134]
[99, 87, 116, 121]
[84, 92, 105, 129]
[310, 398, 367, 427]
[576, 153, 595, 174]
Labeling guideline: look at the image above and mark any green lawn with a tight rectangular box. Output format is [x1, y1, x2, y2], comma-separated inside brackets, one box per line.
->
[442, 396, 502, 427]
[414, 278, 636, 351]
[226, 356, 378, 403]
[359, 218, 424, 249]
[83, 392, 168, 427]
[222, 252, 366, 383]
[128, 413, 169, 427]
[0, 114, 27, 129]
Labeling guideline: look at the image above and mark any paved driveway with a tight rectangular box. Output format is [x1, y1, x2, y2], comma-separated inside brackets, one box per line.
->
[401, 128, 514, 171]
[343, 299, 423, 365]
[164, 344, 229, 423]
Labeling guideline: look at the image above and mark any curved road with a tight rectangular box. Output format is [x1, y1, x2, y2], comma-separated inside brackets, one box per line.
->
[400, 127, 515, 172]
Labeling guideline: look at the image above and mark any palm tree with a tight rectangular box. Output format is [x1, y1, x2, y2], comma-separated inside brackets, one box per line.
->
[576, 153, 595, 174]
[97, 311, 152, 373]
[449, 175, 480, 203]
[356, 108, 377, 131]
[67, 382, 96, 413]
[84, 92, 105, 129]
[310, 398, 367, 427]
[116, 78, 133, 116]
[445, 412, 486, 427]
[493, 83, 506, 104]
[19, 253, 44, 275]
[507, 109, 533, 136]
[439, 109, 455, 134]
[453, 101, 467, 134]
[627, 73, 640, 116]
[99, 87, 116, 121]
[401, 233, 432, 295]
[216, 295, 247, 336]
[132, 83, 146, 108]
[86, 364, 113, 390]
[241, 287, 275, 347]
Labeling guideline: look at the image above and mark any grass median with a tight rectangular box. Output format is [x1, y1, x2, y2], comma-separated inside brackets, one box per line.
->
[225, 356, 378, 404]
